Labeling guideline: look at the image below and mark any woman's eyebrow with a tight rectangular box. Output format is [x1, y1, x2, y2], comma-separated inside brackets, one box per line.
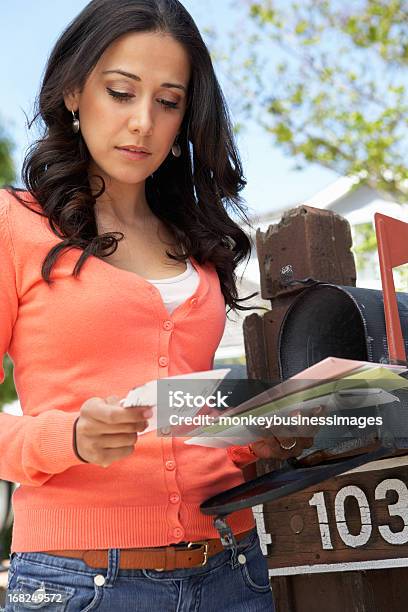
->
[102, 69, 187, 92]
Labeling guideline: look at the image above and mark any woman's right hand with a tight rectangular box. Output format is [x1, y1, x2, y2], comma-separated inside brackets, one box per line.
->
[74, 395, 153, 467]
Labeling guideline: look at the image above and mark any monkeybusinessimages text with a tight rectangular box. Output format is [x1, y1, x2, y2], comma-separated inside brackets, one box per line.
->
[165, 390, 383, 430]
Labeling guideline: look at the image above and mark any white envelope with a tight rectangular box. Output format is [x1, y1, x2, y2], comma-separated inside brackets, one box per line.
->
[119, 368, 231, 435]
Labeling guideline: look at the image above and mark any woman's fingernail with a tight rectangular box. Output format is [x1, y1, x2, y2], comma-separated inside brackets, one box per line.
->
[143, 409, 153, 418]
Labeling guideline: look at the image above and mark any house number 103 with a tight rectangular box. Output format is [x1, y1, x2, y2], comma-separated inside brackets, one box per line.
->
[308, 478, 408, 549]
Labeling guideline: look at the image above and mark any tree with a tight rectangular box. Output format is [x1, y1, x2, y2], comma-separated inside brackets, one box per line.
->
[0, 357, 18, 407]
[0, 127, 15, 188]
[220, 0, 408, 203]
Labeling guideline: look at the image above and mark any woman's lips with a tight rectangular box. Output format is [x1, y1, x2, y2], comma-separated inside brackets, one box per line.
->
[116, 147, 152, 160]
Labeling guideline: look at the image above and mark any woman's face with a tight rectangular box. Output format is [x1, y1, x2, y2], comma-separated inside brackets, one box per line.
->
[64, 31, 191, 191]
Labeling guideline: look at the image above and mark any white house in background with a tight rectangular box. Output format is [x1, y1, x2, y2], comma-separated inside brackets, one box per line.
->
[214, 176, 408, 362]
[302, 176, 408, 290]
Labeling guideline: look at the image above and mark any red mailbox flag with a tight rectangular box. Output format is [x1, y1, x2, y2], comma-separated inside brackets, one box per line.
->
[375, 212, 408, 364]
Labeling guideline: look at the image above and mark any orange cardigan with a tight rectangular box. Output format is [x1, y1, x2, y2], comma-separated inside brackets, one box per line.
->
[0, 189, 255, 552]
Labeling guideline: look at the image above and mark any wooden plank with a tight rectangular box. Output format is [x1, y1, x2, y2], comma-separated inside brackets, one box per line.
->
[268, 558, 408, 576]
[262, 463, 408, 571]
[270, 568, 408, 612]
[242, 313, 270, 381]
[256, 205, 356, 300]
[270, 576, 295, 612]
[289, 571, 369, 612]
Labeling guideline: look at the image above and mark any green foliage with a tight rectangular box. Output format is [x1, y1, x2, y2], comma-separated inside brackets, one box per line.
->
[352, 221, 408, 290]
[0, 357, 17, 408]
[219, 0, 408, 203]
[352, 222, 378, 271]
[0, 127, 15, 186]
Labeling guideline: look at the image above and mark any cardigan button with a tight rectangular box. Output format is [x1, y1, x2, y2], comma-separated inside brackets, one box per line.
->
[169, 493, 180, 504]
[190, 297, 198, 307]
[158, 356, 168, 367]
[163, 320, 174, 331]
[165, 460, 176, 470]
[173, 527, 184, 538]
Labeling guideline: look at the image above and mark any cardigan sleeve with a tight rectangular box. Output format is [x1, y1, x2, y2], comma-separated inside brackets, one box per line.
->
[227, 444, 258, 469]
[0, 191, 85, 487]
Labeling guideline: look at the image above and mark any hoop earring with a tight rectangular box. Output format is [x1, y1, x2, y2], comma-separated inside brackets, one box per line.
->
[71, 110, 80, 134]
[171, 136, 181, 158]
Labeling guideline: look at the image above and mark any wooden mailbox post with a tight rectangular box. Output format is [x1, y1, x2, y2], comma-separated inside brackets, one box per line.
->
[243, 205, 408, 612]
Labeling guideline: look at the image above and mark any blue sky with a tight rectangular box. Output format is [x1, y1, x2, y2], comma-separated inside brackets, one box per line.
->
[1, 0, 338, 216]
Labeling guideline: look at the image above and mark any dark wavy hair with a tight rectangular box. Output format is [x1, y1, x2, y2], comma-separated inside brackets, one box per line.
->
[5, 0, 265, 317]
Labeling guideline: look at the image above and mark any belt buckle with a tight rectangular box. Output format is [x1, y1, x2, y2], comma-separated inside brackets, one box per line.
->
[187, 540, 209, 566]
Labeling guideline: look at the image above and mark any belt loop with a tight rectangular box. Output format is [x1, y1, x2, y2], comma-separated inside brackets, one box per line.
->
[213, 516, 239, 569]
[105, 548, 120, 586]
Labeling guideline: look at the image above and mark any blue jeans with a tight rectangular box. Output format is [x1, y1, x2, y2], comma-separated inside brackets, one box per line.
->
[2, 528, 275, 611]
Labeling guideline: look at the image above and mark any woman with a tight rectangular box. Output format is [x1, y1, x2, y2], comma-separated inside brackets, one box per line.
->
[0, 1, 309, 609]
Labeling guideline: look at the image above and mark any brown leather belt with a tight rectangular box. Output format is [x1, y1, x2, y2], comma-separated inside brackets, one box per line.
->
[43, 528, 254, 571]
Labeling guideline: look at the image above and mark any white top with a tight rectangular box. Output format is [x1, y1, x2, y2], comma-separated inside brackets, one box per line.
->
[146, 258, 200, 314]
